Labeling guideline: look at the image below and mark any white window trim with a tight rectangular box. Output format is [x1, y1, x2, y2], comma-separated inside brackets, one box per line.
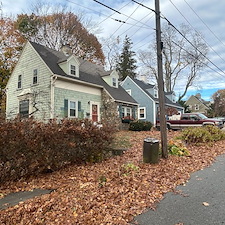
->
[112, 77, 118, 88]
[122, 106, 132, 118]
[195, 104, 199, 110]
[154, 87, 158, 98]
[18, 74, 22, 89]
[70, 64, 76, 76]
[68, 100, 77, 118]
[138, 107, 146, 119]
[32, 69, 38, 85]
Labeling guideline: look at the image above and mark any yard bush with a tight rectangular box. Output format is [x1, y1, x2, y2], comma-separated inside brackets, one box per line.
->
[180, 126, 225, 144]
[129, 120, 152, 131]
[0, 118, 116, 182]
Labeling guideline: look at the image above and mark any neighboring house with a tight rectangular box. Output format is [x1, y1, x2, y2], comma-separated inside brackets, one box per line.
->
[185, 93, 210, 114]
[6, 41, 138, 126]
[121, 77, 184, 126]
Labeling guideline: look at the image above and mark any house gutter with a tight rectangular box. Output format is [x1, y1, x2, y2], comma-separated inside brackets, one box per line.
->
[50, 75, 57, 119]
[55, 74, 103, 89]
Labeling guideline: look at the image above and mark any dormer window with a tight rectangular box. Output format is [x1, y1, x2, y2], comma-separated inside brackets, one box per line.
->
[112, 77, 117, 87]
[70, 65, 76, 76]
[33, 69, 38, 85]
[18, 75, 22, 89]
[154, 87, 158, 98]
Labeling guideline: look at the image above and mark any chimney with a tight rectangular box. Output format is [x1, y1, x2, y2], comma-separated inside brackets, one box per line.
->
[61, 44, 72, 56]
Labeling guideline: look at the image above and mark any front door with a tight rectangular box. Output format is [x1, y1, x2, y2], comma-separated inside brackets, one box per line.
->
[92, 104, 98, 122]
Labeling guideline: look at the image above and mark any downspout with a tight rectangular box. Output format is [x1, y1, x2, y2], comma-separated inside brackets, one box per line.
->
[50, 75, 57, 119]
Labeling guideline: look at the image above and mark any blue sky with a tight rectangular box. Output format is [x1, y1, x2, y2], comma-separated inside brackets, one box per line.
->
[2, 0, 225, 102]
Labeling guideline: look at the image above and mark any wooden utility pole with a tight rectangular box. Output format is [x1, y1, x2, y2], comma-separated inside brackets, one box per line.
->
[155, 0, 168, 158]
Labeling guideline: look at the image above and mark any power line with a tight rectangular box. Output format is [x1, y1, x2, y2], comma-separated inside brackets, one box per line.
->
[161, 15, 225, 76]
[131, 0, 225, 79]
[131, 0, 155, 13]
[183, 0, 225, 49]
[93, 0, 121, 14]
[168, 0, 225, 66]
[171, 40, 225, 78]
[92, 0, 154, 29]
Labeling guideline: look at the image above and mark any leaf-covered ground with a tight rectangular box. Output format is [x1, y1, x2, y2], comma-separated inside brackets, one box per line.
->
[1, 130, 225, 224]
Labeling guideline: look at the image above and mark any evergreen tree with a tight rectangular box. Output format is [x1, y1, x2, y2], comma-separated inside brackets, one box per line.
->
[116, 35, 137, 80]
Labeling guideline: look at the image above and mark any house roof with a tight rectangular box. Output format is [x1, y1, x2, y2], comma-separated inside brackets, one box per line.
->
[132, 78, 183, 108]
[29, 41, 137, 105]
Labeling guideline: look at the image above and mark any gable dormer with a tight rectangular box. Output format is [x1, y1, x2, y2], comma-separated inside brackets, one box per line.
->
[166, 91, 176, 103]
[102, 70, 119, 88]
[58, 55, 80, 78]
[146, 85, 158, 98]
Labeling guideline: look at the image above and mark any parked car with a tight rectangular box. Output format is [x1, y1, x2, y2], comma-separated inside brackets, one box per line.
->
[211, 117, 225, 125]
[156, 113, 224, 130]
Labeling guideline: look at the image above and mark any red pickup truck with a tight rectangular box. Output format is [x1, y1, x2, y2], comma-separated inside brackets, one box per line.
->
[156, 113, 224, 130]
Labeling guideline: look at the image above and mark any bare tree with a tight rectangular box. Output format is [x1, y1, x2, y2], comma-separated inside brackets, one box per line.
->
[101, 36, 121, 70]
[139, 23, 208, 101]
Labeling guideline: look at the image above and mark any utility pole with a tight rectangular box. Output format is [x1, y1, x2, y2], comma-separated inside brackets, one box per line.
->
[155, 0, 168, 158]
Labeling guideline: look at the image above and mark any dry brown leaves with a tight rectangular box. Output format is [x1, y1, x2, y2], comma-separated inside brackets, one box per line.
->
[1, 130, 225, 224]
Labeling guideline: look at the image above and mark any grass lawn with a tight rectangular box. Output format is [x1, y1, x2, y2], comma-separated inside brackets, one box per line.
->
[1, 130, 225, 224]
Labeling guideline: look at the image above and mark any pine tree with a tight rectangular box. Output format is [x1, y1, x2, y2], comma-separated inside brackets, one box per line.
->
[116, 35, 137, 80]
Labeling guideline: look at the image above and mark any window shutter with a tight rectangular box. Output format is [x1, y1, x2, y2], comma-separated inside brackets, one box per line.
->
[118, 105, 122, 118]
[78, 101, 81, 111]
[64, 99, 68, 117]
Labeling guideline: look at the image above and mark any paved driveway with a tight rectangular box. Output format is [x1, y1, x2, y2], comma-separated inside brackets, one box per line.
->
[134, 154, 225, 225]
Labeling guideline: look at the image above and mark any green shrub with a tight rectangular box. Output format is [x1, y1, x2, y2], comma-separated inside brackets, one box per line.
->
[0, 118, 116, 182]
[168, 139, 189, 156]
[129, 120, 152, 131]
[180, 126, 225, 144]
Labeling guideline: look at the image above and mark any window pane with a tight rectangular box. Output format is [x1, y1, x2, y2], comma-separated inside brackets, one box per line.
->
[70, 109, 76, 117]
[70, 101, 76, 109]
[19, 100, 29, 118]
[69, 101, 76, 117]
[71, 65, 76, 75]
[18, 75, 22, 89]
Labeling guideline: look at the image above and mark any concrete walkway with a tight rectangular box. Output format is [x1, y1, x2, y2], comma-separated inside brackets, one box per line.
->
[134, 154, 225, 225]
[0, 189, 53, 210]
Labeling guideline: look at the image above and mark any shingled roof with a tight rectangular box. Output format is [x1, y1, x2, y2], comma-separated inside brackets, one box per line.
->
[132, 78, 183, 108]
[30, 42, 137, 105]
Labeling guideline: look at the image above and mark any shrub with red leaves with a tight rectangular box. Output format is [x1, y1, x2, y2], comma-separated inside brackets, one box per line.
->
[0, 118, 116, 182]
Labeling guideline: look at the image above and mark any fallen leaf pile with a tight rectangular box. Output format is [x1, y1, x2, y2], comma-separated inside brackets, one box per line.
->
[1, 130, 225, 224]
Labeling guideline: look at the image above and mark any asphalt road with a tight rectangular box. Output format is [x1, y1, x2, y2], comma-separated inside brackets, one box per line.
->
[134, 154, 225, 225]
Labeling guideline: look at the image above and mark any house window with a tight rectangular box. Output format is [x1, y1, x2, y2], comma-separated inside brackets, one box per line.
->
[112, 77, 117, 87]
[138, 107, 146, 119]
[172, 94, 176, 103]
[121, 106, 132, 118]
[154, 87, 158, 98]
[18, 75, 22, 89]
[126, 107, 131, 117]
[69, 100, 77, 117]
[19, 100, 29, 118]
[126, 89, 131, 96]
[195, 104, 199, 110]
[121, 107, 125, 118]
[33, 69, 38, 85]
[70, 65, 76, 76]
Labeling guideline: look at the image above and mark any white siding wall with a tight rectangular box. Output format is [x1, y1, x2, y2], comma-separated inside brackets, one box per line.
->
[6, 42, 52, 120]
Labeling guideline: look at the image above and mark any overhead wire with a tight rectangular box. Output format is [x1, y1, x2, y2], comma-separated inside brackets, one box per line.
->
[169, 0, 225, 66]
[131, 0, 225, 77]
[183, 0, 225, 49]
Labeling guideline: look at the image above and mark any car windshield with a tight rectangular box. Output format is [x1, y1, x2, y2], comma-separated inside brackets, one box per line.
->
[198, 113, 208, 119]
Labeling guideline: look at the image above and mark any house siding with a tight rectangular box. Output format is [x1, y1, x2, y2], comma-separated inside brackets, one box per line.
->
[6, 42, 51, 120]
[121, 78, 155, 124]
[185, 95, 209, 114]
[54, 87, 102, 119]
